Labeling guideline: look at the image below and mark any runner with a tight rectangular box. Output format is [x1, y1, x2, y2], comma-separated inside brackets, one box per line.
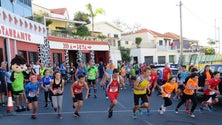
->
[175, 73, 200, 118]
[159, 76, 178, 115]
[199, 71, 221, 112]
[50, 71, 65, 119]
[146, 65, 158, 115]
[71, 74, 89, 117]
[100, 68, 124, 118]
[86, 59, 98, 98]
[132, 68, 151, 119]
[24, 75, 40, 119]
[41, 69, 53, 108]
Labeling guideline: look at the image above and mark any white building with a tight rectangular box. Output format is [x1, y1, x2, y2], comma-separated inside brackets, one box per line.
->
[121, 29, 179, 65]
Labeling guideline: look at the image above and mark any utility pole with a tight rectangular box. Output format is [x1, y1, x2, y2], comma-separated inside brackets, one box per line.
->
[179, 0, 183, 57]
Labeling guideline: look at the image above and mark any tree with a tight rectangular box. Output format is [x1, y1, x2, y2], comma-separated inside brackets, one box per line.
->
[205, 47, 215, 55]
[74, 11, 90, 26]
[76, 25, 90, 37]
[85, 3, 105, 36]
[135, 37, 142, 47]
[119, 47, 131, 62]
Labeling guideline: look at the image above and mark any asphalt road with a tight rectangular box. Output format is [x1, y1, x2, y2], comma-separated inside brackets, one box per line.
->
[0, 82, 222, 125]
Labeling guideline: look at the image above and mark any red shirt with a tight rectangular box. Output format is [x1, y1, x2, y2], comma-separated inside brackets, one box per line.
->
[163, 68, 172, 81]
[107, 78, 120, 93]
[149, 73, 158, 88]
[72, 82, 85, 94]
[204, 78, 221, 95]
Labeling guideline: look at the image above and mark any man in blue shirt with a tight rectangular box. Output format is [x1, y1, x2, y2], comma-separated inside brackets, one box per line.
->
[60, 61, 67, 82]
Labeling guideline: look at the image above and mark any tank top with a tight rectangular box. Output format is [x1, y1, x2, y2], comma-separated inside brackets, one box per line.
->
[52, 79, 63, 96]
[72, 82, 85, 94]
[77, 68, 85, 76]
[107, 77, 120, 93]
[134, 75, 150, 95]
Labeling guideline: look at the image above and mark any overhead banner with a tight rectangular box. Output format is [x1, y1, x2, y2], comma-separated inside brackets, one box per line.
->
[50, 41, 109, 51]
[0, 7, 46, 44]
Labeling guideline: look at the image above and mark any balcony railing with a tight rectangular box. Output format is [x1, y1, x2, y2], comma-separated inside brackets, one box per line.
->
[157, 46, 177, 51]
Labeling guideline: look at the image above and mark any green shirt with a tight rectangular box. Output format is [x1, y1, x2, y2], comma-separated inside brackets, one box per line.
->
[12, 72, 24, 91]
[130, 68, 136, 77]
[87, 66, 98, 80]
[40, 68, 46, 78]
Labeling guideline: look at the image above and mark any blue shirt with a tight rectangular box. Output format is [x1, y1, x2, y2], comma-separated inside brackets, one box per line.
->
[76, 68, 85, 77]
[60, 64, 66, 75]
[0, 68, 6, 82]
[41, 76, 52, 92]
[181, 71, 189, 82]
[25, 82, 40, 97]
[5, 71, 12, 83]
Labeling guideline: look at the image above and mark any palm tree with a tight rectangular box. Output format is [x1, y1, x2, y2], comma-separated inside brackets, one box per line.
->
[85, 3, 105, 36]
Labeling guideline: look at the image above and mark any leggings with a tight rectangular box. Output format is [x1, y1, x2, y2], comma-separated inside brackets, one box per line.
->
[44, 91, 52, 103]
[176, 93, 197, 113]
[52, 95, 63, 114]
[163, 97, 172, 107]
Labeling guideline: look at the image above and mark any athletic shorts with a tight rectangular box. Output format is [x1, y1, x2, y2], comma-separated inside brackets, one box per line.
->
[13, 90, 24, 96]
[73, 93, 83, 102]
[88, 80, 96, 85]
[27, 96, 38, 103]
[0, 81, 6, 93]
[203, 94, 217, 101]
[134, 93, 148, 105]
[107, 92, 119, 102]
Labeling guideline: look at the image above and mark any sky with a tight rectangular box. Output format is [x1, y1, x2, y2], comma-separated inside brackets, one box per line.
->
[32, 0, 222, 51]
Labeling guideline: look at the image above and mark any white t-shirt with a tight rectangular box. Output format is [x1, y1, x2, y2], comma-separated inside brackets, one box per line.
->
[33, 65, 40, 75]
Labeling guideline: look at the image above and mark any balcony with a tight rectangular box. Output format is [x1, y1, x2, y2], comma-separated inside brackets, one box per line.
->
[157, 46, 177, 51]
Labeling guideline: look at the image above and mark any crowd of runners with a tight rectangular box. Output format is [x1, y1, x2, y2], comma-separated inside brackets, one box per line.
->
[0, 58, 221, 120]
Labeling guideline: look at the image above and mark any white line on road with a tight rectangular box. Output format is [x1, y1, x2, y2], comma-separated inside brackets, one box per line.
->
[15, 109, 186, 116]
[117, 101, 127, 109]
[144, 120, 154, 125]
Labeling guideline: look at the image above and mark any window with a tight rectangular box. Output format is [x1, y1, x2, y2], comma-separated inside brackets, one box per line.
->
[28, 52, 38, 64]
[169, 55, 175, 63]
[118, 40, 121, 47]
[19, 0, 31, 7]
[159, 40, 163, 46]
[158, 56, 165, 64]
[18, 51, 27, 61]
[144, 56, 153, 64]
[125, 41, 128, 45]
[114, 34, 119, 38]
[53, 53, 62, 66]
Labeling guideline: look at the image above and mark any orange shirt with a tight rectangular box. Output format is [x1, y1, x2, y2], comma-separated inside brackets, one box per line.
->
[183, 78, 198, 95]
[161, 82, 178, 98]
[106, 63, 115, 70]
[205, 71, 211, 80]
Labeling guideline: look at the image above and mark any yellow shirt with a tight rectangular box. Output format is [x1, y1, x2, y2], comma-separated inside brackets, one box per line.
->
[134, 78, 149, 95]
[183, 78, 198, 95]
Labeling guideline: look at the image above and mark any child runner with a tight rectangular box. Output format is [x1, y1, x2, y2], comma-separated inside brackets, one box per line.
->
[24, 75, 40, 119]
[175, 73, 200, 118]
[71, 74, 89, 117]
[41, 69, 53, 108]
[101, 68, 124, 118]
[159, 76, 178, 115]
[199, 71, 221, 112]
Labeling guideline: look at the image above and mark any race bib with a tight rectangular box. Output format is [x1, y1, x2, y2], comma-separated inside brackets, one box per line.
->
[74, 89, 81, 93]
[28, 92, 36, 97]
[88, 75, 94, 79]
[209, 91, 215, 95]
[54, 88, 62, 94]
[45, 85, 50, 88]
[165, 94, 171, 98]
[110, 87, 118, 92]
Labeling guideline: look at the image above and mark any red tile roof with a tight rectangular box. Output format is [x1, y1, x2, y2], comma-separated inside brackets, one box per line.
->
[50, 8, 67, 15]
[164, 32, 180, 40]
[122, 28, 165, 37]
[47, 36, 109, 45]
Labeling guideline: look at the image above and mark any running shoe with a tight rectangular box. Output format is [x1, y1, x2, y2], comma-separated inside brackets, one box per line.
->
[108, 109, 113, 118]
[31, 115, 36, 119]
[74, 112, 80, 117]
[185, 109, 190, 114]
[175, 108, 179, 114]
[106, 96, 109, 100]
[159, 109, 164, 115]
[54, 108, 57, 112]
[132, 113, 137, 119]
[57, 114, 63, 119]
[146, 109, 151, 116]
[161, 105, 166, 112]
[199, 107, 204, 113]
[190, 113, 195, 118]
[138, 108, 143, 115]
[207, 105, 213, 112]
